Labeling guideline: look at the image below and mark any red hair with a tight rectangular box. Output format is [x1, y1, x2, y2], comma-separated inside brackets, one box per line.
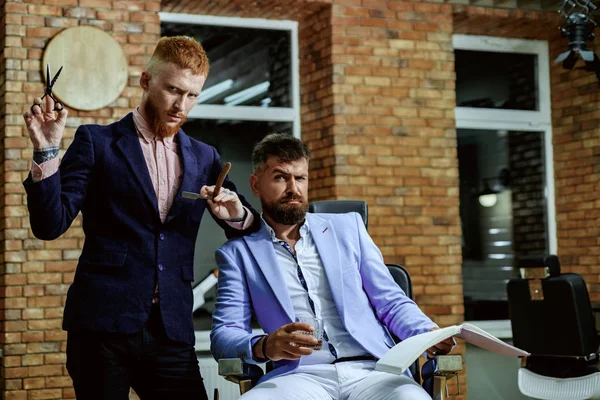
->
[147, 36, 209, 77]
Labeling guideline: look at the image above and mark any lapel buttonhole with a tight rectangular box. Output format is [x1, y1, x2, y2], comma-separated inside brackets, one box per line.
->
[322, 227, 328, 233]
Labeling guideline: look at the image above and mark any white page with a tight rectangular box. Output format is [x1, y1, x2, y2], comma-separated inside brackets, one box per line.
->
[456, 324, 529, 357]
[375, 324, 529, 375]
[375, 325, 461, 375]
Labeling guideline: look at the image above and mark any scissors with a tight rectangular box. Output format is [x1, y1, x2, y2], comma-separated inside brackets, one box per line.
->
[31, 64, 64, 113]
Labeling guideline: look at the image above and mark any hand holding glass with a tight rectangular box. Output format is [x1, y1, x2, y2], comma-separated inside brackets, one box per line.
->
[294, 317, 324, 350]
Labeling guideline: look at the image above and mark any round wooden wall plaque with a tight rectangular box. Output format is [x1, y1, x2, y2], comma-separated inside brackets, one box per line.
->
[42, 26, 129, 111]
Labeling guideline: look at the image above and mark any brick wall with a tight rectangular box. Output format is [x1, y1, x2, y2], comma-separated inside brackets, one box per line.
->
[0, 1, 161, 399]
[298, 4, 335, 200]
[0, 0, 7, 396]
[328, 1, 462, 324]
[2, 0, 598, 399]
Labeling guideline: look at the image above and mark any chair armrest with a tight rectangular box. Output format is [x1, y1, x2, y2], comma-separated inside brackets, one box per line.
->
[436, 355, 463, 373]
[431, 355, 463, 399]
[218, 358, 264, 393]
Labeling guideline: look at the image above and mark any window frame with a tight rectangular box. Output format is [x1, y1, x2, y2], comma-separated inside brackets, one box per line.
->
[453, 34, 557, 338]
[159, 12, 301, 138]
[453, 34, 552, 126]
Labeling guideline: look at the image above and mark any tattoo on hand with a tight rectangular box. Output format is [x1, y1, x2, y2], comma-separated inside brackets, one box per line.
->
[33, 147, 59, 164]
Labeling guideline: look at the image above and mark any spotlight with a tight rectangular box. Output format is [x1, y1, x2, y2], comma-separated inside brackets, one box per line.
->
[555, 0, 600, 82]
[476, 168, 511, 208]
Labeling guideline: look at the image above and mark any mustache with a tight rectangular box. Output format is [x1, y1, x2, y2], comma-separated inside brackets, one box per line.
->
[168, 111, 185, 118]
[281, 195, 304, 203]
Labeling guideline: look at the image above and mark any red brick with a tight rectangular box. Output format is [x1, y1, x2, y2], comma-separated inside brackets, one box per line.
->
[6, 3, 28, 13]
[27, 4, 62, 16]
[27, 365, 63, 377]
[130, 12, 159, 23]
[97, 10, 130, 21]
[44, 0, 78, 5]
[25, 27, 61, 38]
[45, 376, 72, 387]
[113, 1, 146, 11]
[23, 378, 45, 390]
[4, 379, 24, 390]
[80, 0, 112, 6]
[63, 7, 96, 19]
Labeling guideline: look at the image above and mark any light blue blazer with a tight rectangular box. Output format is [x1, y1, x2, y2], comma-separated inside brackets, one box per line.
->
[210, 212, 436, 383]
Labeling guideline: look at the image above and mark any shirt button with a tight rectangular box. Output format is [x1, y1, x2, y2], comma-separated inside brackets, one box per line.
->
[158, 264, 164, 271]
[158, 154, 163, 159]
[159, 233, 165, 240]
[161, 179, 165, 185]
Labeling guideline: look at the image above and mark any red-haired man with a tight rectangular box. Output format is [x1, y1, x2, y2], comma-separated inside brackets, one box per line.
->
[22, 36, 259, 400]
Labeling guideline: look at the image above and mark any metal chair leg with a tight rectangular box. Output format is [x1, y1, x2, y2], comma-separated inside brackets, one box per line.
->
[433, 355, 462, 400]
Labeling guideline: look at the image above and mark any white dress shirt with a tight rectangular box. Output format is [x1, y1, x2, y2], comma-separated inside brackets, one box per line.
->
[264, 217, 373, 365]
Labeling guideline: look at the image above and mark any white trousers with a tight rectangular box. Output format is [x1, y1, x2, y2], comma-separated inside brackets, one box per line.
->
[239, 360, 430, 400]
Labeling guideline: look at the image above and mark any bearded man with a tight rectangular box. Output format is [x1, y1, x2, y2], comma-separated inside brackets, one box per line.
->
[210, 133, 455, 400]
[22, 36, 259, 400]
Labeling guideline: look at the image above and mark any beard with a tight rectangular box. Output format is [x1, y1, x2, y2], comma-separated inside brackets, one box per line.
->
[262, 195, 308, 226]
[144, 96, 186, 139]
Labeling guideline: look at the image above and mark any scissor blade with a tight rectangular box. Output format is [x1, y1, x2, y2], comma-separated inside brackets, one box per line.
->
[46, 64, 51, 90]
[182, 191, 212, 201]
[49, 66, 63, 90]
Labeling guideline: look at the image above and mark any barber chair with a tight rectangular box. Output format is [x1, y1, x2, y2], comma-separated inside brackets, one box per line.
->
[507, 255, 600, 400]
[217, 200, 462, 399]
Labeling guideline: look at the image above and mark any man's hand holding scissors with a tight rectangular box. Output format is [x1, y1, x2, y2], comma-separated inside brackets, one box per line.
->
[23, 65, 67, 159]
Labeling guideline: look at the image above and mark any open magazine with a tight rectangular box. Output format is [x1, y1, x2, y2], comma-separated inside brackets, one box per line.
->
[375, 323, 530, 375]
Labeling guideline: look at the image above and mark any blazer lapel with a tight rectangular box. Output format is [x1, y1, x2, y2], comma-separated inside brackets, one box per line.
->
[243, 226, 295, 323]
[114, 114, 158, 214]
[165, 130, 197, 224]
[307, 214, 347, 322]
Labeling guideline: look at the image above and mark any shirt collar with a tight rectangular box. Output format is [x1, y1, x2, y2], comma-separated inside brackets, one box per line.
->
[132, 107, 175, 147]
[261, 214, 310, 243]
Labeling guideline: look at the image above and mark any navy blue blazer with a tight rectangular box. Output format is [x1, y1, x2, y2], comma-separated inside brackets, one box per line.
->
[23, 113, 259, 344]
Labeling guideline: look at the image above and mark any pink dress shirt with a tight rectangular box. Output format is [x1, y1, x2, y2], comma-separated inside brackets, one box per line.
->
[132, 108, 182, 223]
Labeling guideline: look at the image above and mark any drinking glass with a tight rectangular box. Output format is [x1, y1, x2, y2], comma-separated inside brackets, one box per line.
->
[294, 316, 324, 350]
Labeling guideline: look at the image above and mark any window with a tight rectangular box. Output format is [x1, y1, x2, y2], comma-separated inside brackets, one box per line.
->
[458, 128, 550, 320]
[160, 13, 300, 134]
[455, 50, 537, 111]
[162, 23, 293, 108]
[159, 13, 300, 343]
[454, 35, 556, 329]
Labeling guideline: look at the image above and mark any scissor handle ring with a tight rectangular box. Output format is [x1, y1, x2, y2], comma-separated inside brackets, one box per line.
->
[30, 103, 42, 113]
[30, 102, 64, 113]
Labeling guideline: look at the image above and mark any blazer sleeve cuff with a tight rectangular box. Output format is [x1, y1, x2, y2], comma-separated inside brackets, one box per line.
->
[244, 334, 266, 364]
[23, 167, 61, 194]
